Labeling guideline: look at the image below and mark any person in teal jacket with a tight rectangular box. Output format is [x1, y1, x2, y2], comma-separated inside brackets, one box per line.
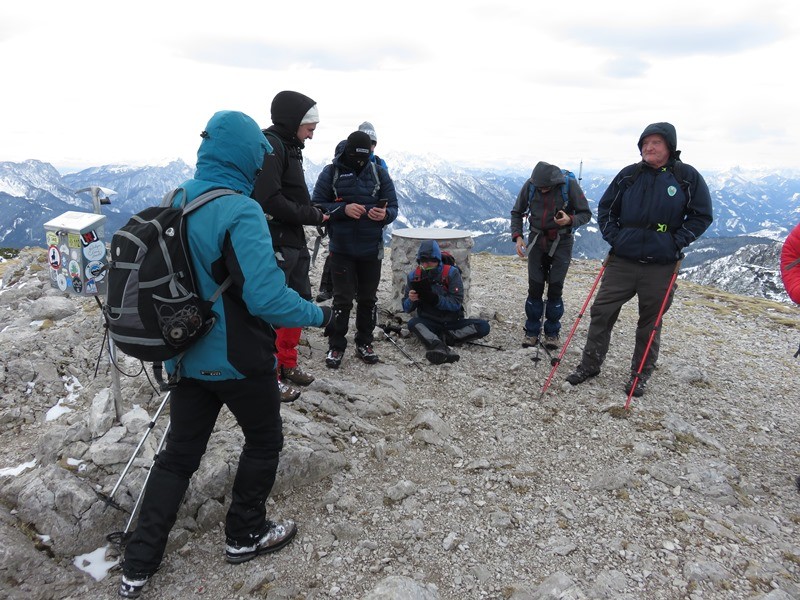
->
[119, 110, 332, 599]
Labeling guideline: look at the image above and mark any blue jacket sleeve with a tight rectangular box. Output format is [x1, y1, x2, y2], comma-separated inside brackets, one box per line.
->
[402, 271, 417, 313]
[311, 166, 342, 217]
[225, 198, 324, 327]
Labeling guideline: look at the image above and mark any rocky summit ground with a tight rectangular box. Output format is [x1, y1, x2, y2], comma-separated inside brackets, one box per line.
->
[1, 246, 799, 600]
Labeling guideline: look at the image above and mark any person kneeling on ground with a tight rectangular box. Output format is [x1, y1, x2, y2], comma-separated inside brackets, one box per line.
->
[402, 240, 490, 364]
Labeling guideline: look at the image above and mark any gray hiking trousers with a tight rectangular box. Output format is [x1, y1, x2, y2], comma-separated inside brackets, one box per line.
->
[580, 257, 678, 375]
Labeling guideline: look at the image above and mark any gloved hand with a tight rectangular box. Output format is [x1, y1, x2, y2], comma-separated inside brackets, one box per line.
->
[319, 306, 334, 328]
[419, 290, 439, 305]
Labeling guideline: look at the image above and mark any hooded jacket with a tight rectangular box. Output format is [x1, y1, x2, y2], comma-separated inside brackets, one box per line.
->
[311, 140, 398, 259]
[510, 161, 592, 245]
[252, 91, 325, 249]
[598, 157, 713, 263]
[401, 240, 465, 322]
[165, 110, 325, 381]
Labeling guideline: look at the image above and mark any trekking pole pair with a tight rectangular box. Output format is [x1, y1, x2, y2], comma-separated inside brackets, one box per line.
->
[539, 255, 610, 399]
[96, 392, 171, 511]
[378, 325, 424, 370]
[107, 418, 171, 551]
[624, 262, 681, 410]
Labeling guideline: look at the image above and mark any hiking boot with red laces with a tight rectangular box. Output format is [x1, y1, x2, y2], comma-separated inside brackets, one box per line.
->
[325, 349, 343, 369]
[225, 519, 298, 564]
[355, 344, 379, 364]
[280, 365, 314, 386]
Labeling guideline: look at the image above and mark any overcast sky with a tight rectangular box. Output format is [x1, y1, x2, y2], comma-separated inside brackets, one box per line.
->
[1, 1, 798, 174]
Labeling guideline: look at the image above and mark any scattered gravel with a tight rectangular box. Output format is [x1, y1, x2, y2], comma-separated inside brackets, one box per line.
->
[1, 247, 799, 600]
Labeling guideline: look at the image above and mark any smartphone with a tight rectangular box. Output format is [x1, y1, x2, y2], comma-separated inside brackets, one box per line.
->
[376, 199, 387, 208]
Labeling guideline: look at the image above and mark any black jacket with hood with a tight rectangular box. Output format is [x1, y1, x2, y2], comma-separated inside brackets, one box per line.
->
[252, 91, 325, 249]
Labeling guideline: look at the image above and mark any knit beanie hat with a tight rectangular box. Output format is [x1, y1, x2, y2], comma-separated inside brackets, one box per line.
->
[300, 104, 320, 125]
[358, 121, 377, 144]
[638, 122, 677, 154]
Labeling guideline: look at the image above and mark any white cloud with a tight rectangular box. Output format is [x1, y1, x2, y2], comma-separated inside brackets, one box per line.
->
[1, 0, 799, 174]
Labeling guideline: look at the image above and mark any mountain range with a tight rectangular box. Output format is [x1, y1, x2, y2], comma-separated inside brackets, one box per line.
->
[1, 156, 798, 302]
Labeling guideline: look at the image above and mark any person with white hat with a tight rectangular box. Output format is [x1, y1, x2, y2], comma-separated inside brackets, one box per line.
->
[252, 91, 328, 402]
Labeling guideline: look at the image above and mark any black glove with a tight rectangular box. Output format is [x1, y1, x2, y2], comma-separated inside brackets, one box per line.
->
[410, 279, 431, 294]
[419, 290, 439, 305]
[319, 306, 333, 328]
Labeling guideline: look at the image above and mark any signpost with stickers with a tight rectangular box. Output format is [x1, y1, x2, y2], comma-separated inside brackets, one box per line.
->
[43, 211, 109, 296]
[46, 186, 124, 419]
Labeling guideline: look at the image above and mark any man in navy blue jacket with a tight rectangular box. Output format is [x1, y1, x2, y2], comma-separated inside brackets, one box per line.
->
[565, 122, 713, 397]
[312, 130, 398, 369]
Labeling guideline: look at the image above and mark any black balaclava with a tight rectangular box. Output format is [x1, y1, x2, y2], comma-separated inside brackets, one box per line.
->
[343, 131, 372, 173]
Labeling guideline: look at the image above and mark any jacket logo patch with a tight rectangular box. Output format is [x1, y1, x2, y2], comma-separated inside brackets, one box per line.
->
[667, 186, 677, 197]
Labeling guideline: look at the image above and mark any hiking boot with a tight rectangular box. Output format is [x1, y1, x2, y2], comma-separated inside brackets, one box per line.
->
[225, 519, 298, 565]
[565, 365, 600, 386]
[280, 365, 314, 386]
[277, 379, 301, 403]
[325, 349, 343, 369]
[544, 335, 560, 350]
[355, 344, 379, 364]
[425, 344, 460, 365]
[624, 375, 647, 397]
[315, 289, 332, 303]
[522, 335, 539, 348]
[118, 573, 152, 598]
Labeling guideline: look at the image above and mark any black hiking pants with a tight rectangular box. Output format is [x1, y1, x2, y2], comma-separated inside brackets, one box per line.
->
[122, 373, 283, 578]
[579, 257, 677, 376]
[328, 253, 382, 350]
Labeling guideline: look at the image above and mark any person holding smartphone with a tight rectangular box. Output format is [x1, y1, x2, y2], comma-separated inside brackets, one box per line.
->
[311, 131, 399, 369]
[510, 161, 592, 350]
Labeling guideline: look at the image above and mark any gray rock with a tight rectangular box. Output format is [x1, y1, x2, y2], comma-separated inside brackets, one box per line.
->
[363, 575, 440, 600]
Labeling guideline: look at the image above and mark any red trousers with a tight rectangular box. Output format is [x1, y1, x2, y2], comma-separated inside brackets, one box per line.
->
[275, 327, 301, 370]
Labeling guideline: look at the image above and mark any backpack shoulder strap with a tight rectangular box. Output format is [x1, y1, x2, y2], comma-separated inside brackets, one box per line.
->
[182, 188, 237, 298]
[370, 162, 380, 198]
[331, 166, 340, 198]
[183, 188, 238, 216]
[560, 169, 571, 210]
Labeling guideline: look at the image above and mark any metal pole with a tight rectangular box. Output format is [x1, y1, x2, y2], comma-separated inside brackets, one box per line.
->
[82, 185, 124, 419]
